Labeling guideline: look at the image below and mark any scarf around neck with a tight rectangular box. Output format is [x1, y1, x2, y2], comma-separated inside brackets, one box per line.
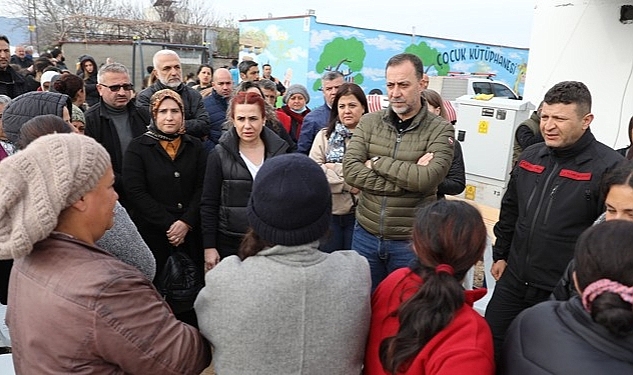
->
[326, 122, 353, 163]
[143, 122, 181, 141]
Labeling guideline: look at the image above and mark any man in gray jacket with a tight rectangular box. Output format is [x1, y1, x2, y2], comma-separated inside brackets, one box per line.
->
[343, 53, 454, 291]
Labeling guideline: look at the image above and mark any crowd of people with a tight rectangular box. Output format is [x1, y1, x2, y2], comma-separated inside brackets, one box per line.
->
[1, 32, 632, 374]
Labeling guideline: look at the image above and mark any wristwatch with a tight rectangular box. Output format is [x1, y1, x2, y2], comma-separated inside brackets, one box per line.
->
[370, 155, 381, 169]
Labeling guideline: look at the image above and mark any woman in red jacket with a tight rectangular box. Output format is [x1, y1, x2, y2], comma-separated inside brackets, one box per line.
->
[365, 199, 495, 375]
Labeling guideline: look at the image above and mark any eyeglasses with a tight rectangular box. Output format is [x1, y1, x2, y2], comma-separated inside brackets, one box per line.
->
[99, 83, 134, 92]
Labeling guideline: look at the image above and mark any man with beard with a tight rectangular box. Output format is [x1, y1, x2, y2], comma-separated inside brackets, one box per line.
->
[136, 50, 212, 147]
[85, 63, 150, 209]
[9, 45, 32, 69]
[343, 53, 455, 291]
[0, 36, 27, 98]
[51, 48, 68, 71]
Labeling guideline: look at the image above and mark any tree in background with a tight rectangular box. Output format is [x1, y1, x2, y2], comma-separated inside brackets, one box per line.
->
[3, 0, 238, 57]
[313, 37, 366, 90]
[405, 42, 450, 75]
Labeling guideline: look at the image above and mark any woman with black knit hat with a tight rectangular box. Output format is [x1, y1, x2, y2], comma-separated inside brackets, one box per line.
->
[195, 153, 371, 375]
[123, 89, 207, 325]
[364, 200, 494, 375]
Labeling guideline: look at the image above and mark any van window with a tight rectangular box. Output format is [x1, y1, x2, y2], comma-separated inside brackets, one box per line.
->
[493, 83, 517, 99]
[473, 82, 493, 95]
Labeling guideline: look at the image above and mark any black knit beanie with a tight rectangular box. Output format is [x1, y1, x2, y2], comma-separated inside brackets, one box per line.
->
[247, 153, 332, 246]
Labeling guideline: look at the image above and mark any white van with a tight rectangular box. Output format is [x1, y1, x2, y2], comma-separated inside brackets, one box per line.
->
[429, 74, 521, 101]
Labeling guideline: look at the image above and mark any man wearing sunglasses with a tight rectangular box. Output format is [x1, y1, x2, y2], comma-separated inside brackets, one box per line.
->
[85, 62, 150, 210]
[0, 35, 27, 99]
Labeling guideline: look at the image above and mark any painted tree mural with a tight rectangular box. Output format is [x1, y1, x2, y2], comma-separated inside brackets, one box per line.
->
[405, 42, 450, 75]
[313, 37, 366, 90]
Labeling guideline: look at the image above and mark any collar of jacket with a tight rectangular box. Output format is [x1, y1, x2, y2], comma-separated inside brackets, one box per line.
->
[384, 98, 432, 133]
[5, 66, 26, 84]
[98, 98, 136, 119]
[561, 297, 633, 360]
[539, 128, 595, 160]
[256, 241, 328, 266]
[218, 126, 288, 159]
[211, 89, 228, 104]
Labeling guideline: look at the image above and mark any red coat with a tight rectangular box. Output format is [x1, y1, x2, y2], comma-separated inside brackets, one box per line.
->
[364, 268, 495, 375]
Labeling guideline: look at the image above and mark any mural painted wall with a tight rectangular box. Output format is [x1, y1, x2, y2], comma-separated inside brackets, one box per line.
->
[240, 16, 529, 108]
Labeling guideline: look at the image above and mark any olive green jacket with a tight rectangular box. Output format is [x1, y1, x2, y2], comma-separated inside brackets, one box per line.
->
[343, 105, 454, 239]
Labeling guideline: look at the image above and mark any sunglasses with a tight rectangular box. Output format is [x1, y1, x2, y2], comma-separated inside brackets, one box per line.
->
[99, 83, 134, 92]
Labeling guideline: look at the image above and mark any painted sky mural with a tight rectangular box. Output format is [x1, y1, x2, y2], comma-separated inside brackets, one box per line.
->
[239, 16, 529, 108]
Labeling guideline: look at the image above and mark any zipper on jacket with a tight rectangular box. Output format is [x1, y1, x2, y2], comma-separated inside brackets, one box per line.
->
[379, 130, 404, 237]
[525, 161, 559, 280]
[524, 175, 540, 215]
[542, 184, 559, 225]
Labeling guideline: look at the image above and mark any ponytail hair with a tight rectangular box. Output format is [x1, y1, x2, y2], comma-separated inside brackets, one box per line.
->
[379, 200, 487, 373]
[237, 228, 273, 261]
[575, 221, 633, 337]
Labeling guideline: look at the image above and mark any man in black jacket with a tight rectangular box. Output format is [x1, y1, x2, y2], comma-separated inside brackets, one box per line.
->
[85, 62, 150, 210]
[485, 81, 623, 362]
[0, 36, 27, 99]
[136, 50, 216, 150]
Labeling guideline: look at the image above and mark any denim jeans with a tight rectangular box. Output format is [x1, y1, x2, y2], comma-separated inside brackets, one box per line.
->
[351, 222, 416, 292]
[319, 213, 355, 253]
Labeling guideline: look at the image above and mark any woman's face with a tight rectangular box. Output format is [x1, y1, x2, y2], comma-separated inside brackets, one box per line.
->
[155, 98, 183, 135]
[198, 67, 212, 86]
[288, 93, 306, 111]
[233, 103, 265, 143]
[337, 94, 365, 128]
[83, 166, 118, 240]
[84, 61, 94, 74]
[605, 184, 633, 221]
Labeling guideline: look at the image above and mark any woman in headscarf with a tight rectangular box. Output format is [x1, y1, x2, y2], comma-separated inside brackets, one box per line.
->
[123, 89, 207, 325]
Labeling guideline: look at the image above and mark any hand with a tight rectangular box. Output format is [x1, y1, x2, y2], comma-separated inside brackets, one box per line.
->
[417, 152, 434, 166]
[490, 260, 507, 281]
[349, 187, 360, 194]
[167, 220, 189, 247]
[204, 248, 220, 272]
[364, 159, 372, 168]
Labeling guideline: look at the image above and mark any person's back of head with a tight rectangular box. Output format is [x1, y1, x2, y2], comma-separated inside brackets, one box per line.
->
[575, 221, 633, 337]
[0, 133, 110, 259]
[241, 153, 331, 259]
[17, 114, 74, 149]
[2, 91, 73, 144]
[379, 199, 487, 373]
[238, 60, 258, 75]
